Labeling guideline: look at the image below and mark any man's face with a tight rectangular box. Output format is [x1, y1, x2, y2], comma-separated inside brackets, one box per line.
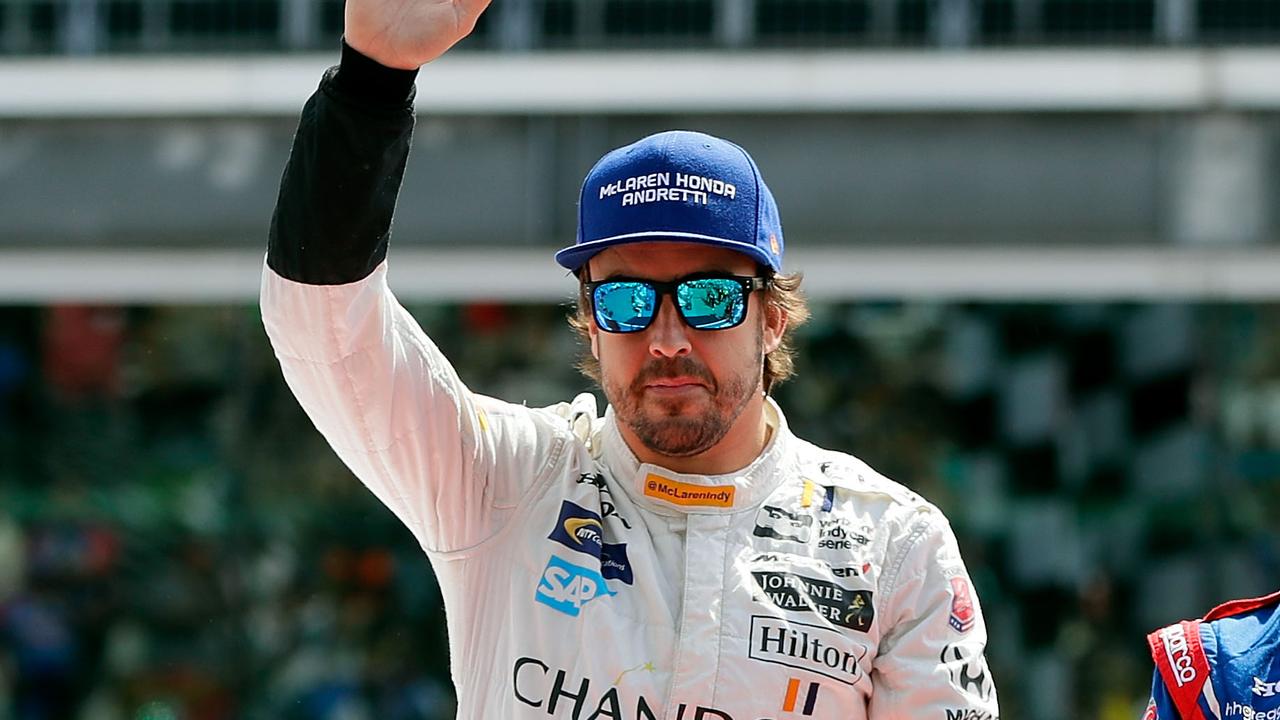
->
[586, 242, 785, 458]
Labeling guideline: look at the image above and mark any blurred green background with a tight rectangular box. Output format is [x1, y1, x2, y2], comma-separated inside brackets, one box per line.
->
[1, 301, 1277, 719]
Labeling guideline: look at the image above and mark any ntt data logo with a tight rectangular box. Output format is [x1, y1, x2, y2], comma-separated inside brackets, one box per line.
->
[547, 500, 633, 585]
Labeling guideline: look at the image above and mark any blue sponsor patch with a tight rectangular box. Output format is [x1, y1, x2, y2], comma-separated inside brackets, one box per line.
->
[548, 500, 634, 585]
[535, 555, 616, 617]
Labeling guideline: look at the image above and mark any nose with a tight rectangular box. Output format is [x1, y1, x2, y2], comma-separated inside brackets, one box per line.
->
[646, 295, 692, 358]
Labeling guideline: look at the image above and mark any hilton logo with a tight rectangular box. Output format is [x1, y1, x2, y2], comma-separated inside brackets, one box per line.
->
[748, 615, 868, 685]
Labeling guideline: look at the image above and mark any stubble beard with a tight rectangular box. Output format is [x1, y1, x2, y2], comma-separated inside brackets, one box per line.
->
[604, 334, 763, 459]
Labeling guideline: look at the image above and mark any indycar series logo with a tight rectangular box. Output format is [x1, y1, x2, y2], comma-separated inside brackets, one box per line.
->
[548, 500, 633, 585]
[535, 555, 615, 617]
[754, 505, 814, 544]
[814, 517, 870, 550]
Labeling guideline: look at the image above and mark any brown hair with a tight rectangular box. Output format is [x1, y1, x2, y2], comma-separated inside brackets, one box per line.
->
[567, 270, 810, 395]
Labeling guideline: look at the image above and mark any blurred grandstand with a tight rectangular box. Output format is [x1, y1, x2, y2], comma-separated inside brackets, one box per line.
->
[1, 1, 1279, 719]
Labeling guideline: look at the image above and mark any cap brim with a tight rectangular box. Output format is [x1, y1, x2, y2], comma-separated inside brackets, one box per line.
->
[555, 232, 778, 272]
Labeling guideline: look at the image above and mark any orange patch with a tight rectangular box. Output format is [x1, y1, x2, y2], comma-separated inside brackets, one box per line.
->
[782, 678, 800, 712]
[643, 474, 735, 508]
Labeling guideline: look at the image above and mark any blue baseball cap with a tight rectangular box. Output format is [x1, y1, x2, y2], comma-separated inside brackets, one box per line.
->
[555, 130, 784, 273]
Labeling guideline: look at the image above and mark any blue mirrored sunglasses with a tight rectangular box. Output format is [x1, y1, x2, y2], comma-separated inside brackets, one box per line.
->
[585, 274, 770, 333]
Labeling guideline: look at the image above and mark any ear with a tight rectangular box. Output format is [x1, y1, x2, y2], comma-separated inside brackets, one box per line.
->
[589, 320, 600, 359]
[762, 296, 786, 355]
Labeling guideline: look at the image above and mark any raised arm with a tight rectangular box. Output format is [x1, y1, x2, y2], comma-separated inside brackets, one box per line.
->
[261, 0, 570, 556]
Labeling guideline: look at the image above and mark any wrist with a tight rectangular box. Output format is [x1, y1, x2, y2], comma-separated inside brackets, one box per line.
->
[333, 38, 420, 107]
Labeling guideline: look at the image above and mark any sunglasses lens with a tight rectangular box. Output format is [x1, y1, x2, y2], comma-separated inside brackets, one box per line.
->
[593, 281, 656, 333]
[677, 278, 746, 330]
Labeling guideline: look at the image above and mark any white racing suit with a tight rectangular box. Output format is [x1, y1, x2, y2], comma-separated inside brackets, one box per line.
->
[262, 43, 999, 720]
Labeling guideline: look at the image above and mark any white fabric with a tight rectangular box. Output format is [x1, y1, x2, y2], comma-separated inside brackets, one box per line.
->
[261, 261, 1000, 720]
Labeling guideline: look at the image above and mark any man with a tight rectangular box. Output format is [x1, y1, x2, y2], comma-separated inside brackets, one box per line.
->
[1143, 590, 1279, 720]
[261, 0, 999, 717]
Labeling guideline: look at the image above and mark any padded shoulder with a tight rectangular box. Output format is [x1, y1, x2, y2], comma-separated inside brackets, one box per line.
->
[1146, 621, 1212, 720]
[1204, 589, 1280, 622]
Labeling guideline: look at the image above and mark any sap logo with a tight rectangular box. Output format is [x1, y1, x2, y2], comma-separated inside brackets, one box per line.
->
[945, 710, 996, 720]
[534, 555, 615, 617]
[1255, 677, 1280, 698]
[940, 643, 995, 703]
[548, 500, 634, 585]
[754, 505, 813, 544]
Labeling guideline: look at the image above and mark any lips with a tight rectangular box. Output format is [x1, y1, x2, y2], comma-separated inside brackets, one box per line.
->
[631, 358, 717, 395]
[646, 377, 706, 390]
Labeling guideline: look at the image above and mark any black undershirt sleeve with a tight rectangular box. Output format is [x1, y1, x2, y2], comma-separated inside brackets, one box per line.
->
[267, 41, 420, 285]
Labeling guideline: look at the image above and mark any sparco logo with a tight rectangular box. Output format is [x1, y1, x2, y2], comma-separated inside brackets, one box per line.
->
[749, 616, 867, 685]
[1160, 624, 1197, 687]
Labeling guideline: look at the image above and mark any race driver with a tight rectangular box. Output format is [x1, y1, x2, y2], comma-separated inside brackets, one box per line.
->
[260, 0, 1000, 717]
[1143, 590, 1279, 720]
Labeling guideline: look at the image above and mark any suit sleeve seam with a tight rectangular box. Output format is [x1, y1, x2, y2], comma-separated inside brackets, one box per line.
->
[322, 284, 422, 532]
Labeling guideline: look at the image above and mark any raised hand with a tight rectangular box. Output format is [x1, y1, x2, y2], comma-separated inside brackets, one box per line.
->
[345, 0, 494, 70]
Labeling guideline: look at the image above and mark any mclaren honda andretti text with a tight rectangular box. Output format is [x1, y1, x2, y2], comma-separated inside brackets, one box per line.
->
[513, 657, 826, 720]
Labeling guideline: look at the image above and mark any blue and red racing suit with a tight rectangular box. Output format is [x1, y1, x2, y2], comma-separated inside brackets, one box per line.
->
[1144, 590, 1280, 720]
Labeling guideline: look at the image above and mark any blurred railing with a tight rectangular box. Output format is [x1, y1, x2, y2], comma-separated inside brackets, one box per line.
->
[2, 0, 1279, 55]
